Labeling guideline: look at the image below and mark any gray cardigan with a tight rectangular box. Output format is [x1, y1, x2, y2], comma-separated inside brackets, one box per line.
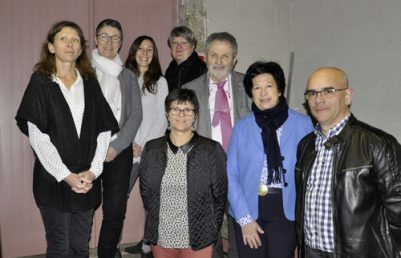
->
[110, 68, 142, 154]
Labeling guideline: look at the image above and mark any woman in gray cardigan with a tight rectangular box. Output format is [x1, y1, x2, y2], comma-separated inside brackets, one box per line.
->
[92, 19, 142, 258]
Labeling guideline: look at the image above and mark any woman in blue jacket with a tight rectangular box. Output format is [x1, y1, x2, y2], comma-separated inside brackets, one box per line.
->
[227, 61, 313, 258]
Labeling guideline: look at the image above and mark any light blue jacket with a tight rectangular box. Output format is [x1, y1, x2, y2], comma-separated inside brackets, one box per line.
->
[227, 109, 313, 221]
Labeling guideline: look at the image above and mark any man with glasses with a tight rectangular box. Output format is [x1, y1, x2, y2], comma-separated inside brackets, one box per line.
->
[184, 32, 251, 258]
[295, 67, 401, 258]
[165, 26, 207, 92]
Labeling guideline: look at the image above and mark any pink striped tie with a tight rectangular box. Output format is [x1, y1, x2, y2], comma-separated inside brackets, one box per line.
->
[212, 81, 232, 152]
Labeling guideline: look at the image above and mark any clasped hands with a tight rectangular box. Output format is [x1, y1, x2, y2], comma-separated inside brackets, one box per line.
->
[64, 171, 95, 194]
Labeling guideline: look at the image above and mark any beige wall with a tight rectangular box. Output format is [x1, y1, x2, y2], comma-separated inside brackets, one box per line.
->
[206, 0, 292, 76]
[289, 0, 401, 140]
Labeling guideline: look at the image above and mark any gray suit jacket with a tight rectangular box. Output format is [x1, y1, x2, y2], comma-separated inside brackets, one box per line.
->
[183, 71, 251, 138]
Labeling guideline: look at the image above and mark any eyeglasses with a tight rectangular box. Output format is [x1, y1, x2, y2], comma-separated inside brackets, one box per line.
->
[304, 87, 348, 100]
[171, 41, 190, 48]
[97, 33, 121, 44]
[169, 107, 194, 116]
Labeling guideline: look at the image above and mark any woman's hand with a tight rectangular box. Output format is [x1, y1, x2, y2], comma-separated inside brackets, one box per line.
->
[242, 221, 264, 249]
[64, 173, 92, 193]
[133, 143, 143, 158]
[105, 146, 118, 162]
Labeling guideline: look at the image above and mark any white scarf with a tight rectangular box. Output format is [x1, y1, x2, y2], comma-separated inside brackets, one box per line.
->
[92, 49, 123, 124]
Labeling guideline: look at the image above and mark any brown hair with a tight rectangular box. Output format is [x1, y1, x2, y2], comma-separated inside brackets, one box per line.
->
[34, 20, 96, 79]
[125, 35, 162, 94]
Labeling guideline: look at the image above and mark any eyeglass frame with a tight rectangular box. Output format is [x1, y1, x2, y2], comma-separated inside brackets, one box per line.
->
[304, 87, 348, 100]
[171, 40, 191, 48]
[97, 33, 121, 44]
[169, 107, 195, 116]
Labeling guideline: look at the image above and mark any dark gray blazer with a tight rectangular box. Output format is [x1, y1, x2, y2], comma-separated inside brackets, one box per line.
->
[183, 71, 251, 138]
[111, 68, 143, 154]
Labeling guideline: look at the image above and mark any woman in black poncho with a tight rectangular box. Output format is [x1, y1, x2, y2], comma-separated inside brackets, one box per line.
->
[15, 20, 118, 258]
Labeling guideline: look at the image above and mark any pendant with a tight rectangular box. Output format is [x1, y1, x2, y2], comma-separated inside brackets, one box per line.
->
[258, 184, 269, 196]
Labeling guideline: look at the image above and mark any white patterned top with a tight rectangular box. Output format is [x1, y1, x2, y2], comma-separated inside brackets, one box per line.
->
[158, 145, 191, 248]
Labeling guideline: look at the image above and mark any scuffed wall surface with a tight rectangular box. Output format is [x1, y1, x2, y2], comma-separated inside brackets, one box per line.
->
[177, 0, 207, 54]
[177, 0, 292, 78]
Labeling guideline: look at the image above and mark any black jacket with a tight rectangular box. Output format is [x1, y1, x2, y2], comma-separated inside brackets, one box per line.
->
[165, 51, 207, 92]
[295, 114, 401, 258]
[15, 72, 118, 211]
[139, 133, 227, 250]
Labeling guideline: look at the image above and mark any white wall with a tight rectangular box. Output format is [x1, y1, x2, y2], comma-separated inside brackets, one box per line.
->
[206, 0, 292, 75]
[206, 0, 401, 140]
[289, 0, 401, 140]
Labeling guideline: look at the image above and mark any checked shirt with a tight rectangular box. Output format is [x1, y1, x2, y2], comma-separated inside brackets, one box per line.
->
[304, 115, 350, 252]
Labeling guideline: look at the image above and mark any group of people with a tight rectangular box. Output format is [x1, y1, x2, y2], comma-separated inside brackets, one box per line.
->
[15, 17, 401, 258]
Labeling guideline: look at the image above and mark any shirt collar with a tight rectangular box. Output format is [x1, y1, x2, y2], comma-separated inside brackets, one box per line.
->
[52, 69, 83, 87]
[166, 131, 199, 154]
[208, 74, 231, 88]
[314, 114, 351, 139]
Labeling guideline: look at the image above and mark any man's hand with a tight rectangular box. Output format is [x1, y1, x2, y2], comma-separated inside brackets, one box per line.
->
[242, 221, 264, 249]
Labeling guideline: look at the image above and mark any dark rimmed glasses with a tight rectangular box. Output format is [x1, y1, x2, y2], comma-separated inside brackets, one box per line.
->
[169, 107, 194, 116]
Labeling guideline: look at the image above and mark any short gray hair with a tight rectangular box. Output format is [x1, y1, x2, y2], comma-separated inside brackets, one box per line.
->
[168, 26, 197, 48]
[205, 32, 238, 57]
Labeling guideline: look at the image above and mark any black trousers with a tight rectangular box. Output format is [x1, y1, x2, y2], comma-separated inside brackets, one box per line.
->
[305, 246, 334, 258]
[39, 205, 93, 258]
[97, 145, 133, 258]
[234, 193, 297, 258]
[227, 215, 239, 258]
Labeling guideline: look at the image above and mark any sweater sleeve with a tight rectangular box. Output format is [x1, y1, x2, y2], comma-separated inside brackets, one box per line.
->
[139, 77, 168, 147]
[89, 131, 111, 178]
[110, 71, 143, 153]
[227, 123, 253, 220]
[28, 122, 71, 182]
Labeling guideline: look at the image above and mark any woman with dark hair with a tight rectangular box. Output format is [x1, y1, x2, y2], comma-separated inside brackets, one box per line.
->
[227, 61, 313, 258]
[92, 18, 143, 258]
[15, 20, 118, 257]
[124, 35, 168, 257]
[139, 88, 227, 258]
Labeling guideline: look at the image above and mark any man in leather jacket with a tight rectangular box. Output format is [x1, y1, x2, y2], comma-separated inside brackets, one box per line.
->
[295, 67, 401, 258]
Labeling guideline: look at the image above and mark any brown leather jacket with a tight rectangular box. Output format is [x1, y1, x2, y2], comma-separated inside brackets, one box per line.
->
[295, 115, 401, 258]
